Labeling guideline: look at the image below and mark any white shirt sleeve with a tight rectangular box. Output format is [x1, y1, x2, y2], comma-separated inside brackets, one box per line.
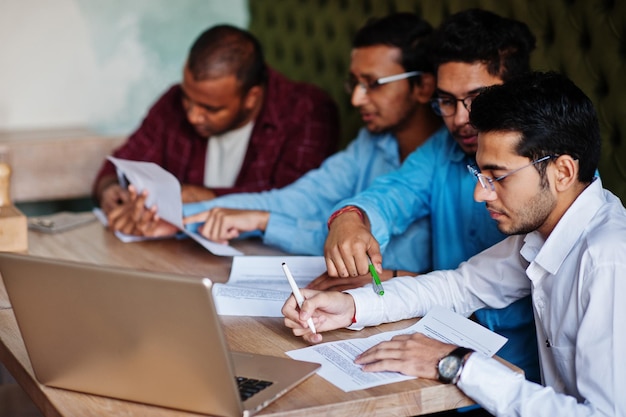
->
[459, 354, 604, 417]
[346, 235, 531, 328]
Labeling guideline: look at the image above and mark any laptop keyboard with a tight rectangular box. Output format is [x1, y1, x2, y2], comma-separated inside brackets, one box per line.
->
[236, 376, 273, 401]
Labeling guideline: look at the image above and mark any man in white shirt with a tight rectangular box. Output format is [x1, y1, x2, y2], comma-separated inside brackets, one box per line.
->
[282, 71, 626, 416]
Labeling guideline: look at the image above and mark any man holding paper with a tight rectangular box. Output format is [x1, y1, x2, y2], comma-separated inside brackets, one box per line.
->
[113, 12, 443, 277]
[283, 72, 626, 416]
[93, 25, 339, 225]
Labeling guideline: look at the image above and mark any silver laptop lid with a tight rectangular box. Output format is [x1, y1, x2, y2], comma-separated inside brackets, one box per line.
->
[0, 253, 318, 417]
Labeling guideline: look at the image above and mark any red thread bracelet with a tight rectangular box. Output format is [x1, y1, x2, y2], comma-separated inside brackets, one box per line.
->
[327, 206, 364, 230]
[351, 312, 357, 324]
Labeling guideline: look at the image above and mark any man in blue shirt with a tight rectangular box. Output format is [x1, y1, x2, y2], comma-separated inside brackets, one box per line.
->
[323, 9, 541, 384]
[127, 13, 443, 276]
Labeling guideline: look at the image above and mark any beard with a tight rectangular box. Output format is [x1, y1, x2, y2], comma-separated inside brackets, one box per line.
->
[491, 186, 556, 236]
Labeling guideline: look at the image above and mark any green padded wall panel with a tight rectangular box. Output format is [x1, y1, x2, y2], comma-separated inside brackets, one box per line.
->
[249, 0, 626, 203]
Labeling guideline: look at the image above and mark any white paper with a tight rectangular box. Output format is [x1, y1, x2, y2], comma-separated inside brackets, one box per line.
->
[105, 157, 242, 256]
[286, 306, 508, 392]
[185, 231, 243, 256]
[229, 256, 327, 290]
[415, 306, 507, 357]
[108, 157, 183, 227]
[212, 256, 327, 316]
[212, 284, 291, 316]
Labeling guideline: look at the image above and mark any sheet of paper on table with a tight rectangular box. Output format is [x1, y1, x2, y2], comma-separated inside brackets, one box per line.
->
[213, 256, 327, 317]
[286, 306, 508, 392]
[102, 157, 242, 256]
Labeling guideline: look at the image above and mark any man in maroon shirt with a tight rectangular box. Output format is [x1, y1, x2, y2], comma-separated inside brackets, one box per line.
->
[93, 24, 340, 228]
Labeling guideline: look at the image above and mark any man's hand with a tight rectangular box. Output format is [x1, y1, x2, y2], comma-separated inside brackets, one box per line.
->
[324, 209, 383, 278]
[128, 190, 178, 237]
[181, 184, 216, 203]
[355, 333, 457, 379]
[282, 289, 355, 344]
[107, 186, 177, 237]
[307, 269, 399, 291]
[100, 183, 130, 214]
[106, 185, 148, 235]
[184, 208, 269, 244]
[133, 210, 179, 237]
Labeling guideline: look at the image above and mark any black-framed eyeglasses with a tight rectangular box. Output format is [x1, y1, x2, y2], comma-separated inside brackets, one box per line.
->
[344, 71, 422, 95]
[430, 89, 486, 117]
[467, 155, 555, 192]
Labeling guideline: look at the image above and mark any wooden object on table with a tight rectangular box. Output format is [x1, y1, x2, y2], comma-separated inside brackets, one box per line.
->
[0, 160, 27, 252]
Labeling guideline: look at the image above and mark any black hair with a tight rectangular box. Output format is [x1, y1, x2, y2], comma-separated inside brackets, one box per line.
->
[428, 8, 536, 81]
[470, 71, 600, 183]
[352, 12, 434, 86]
[187, 24, 267, 94]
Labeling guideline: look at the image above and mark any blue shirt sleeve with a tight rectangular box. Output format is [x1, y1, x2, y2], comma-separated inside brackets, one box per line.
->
[336, 127, 448, 252]
[182, 129, 397, 255]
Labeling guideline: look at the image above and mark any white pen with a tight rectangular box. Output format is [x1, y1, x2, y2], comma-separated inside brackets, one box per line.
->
[281, 262, 317, 334]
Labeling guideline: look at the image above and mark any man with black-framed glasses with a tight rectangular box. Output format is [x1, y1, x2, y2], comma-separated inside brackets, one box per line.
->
[430, 87, 485, 118]
[319, 8, 542, 400]
[285, 70, 624, 417]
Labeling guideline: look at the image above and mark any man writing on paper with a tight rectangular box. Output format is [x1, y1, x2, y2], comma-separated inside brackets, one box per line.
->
[92, 24, 339, 231]
[318, 9, 541, 386]
[284, 71, 626, 416]
[118, 12, 443, 276]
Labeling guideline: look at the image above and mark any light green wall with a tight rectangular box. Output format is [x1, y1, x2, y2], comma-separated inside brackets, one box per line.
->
[0, 0, 249, 135]
[3, 0, 249, 215]
[75, 0, 249, 135]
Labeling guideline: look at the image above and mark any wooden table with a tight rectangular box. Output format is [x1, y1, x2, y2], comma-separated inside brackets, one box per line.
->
[0, 220, 476, 416]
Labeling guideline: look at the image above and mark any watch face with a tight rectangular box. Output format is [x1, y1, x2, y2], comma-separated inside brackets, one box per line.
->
[438, 355, 462, 383]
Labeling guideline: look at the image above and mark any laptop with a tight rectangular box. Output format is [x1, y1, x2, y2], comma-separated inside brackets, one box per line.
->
[0, 253, 320, 417]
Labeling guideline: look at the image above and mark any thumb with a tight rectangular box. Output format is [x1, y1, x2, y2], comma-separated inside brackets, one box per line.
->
[367, 248, 383, 274]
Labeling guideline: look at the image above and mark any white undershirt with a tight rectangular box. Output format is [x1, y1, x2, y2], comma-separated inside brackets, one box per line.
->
[203, 121, 254, 188]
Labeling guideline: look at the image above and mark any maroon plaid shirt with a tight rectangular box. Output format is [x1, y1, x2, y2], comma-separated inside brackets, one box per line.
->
[93, 68, 339, 198]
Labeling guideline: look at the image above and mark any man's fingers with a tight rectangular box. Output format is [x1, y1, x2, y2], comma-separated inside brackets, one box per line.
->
[325, 256, 339, 278]
[325, 246, 352, 277]
[200, 210, 220, 240]
[357, 340, 405, 364]
[333, 238, 372, 277]
[183, 211, 209, 225]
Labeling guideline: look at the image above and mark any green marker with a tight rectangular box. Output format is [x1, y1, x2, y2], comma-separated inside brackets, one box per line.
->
[368, 257, 385, 296]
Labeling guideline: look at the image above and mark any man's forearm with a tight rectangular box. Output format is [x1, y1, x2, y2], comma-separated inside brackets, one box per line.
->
[181, 184, 217, 203]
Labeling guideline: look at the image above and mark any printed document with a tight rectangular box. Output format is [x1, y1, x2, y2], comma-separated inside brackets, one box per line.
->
[213, 256, 327, 316]
[104, 157, 242, 256]
[286, 306, 507, 392]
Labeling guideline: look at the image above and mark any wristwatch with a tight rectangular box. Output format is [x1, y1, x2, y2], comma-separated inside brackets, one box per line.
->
[437, 346, 474, 384]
